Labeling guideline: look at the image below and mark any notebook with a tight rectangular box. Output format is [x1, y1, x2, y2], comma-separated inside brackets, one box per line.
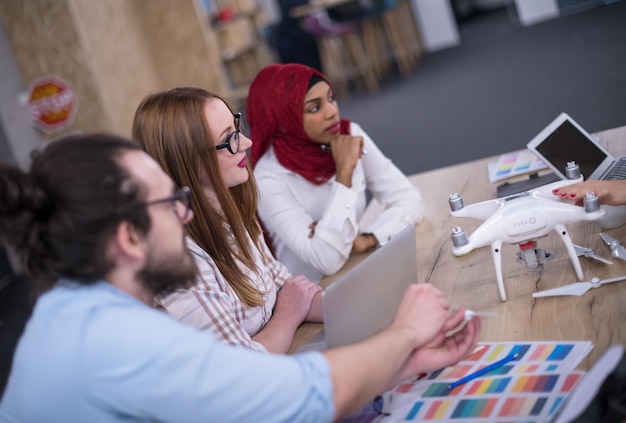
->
[298, 224, 417, 351]
[526, 112, 626, 181]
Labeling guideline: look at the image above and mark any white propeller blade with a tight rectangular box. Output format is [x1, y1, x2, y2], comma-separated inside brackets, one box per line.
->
[613, 245, 626, 260]
[599, 232, 626, 260]
[533, 275, 626, 298]
[573, 244, 614, 265]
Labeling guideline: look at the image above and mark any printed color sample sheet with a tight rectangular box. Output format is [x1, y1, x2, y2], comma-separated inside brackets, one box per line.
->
[488, 150, 547, 183]
[375, 341, 592, 423]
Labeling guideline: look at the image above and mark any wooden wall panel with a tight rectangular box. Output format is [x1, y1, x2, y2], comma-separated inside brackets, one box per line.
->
[0, 0, 108, 138]
[0, 0, 230, 139]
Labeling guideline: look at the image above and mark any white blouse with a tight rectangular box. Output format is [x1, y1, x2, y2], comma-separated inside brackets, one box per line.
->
[255, 122, 425, 282]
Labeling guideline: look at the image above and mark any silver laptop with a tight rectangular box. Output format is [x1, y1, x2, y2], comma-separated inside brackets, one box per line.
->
[298, 224, 417, 351]
[527, 112, 626, 181]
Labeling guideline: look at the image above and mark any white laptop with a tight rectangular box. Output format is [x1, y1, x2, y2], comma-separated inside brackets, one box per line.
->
[298, 224, 417, 351]
[527, 112, 626, 181]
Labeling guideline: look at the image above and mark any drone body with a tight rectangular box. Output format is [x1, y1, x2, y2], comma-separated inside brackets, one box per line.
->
[449, 164, 605, 301]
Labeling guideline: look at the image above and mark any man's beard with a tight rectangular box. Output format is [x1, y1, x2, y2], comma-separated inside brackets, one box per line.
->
[136, 245, 198, 298]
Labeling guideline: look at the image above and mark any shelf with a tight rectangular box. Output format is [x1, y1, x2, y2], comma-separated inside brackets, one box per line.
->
[222, 43, 259, 62]
[198, 0, 273, 97]
[212, 9, 261, 30]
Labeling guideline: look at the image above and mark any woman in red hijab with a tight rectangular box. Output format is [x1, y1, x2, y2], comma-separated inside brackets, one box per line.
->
[247, 63, 425, 282]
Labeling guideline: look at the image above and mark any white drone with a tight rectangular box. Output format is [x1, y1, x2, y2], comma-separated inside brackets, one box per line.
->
[448, 162, 605, 301]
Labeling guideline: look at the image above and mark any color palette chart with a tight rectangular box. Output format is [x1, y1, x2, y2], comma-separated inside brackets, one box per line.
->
[487, 150, 547, 183]
[375, 341, 591, 423]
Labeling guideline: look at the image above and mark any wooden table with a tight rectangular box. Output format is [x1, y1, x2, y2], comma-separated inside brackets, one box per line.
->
[289, 125, 626, 370]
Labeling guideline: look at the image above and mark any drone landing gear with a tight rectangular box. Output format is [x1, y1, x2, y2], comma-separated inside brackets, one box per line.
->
[516, 240, 554, 272]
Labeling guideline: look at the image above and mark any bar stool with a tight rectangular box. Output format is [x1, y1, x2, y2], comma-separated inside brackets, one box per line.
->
[301, 11, 378, 99]
[394, 0, 424, 64]
[360, 0, 423, 78]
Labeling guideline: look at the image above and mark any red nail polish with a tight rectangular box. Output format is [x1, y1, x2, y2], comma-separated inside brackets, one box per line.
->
[552, 189, 559, 194]
[560, 192, 567, 197]
[569, 193, 576, 199]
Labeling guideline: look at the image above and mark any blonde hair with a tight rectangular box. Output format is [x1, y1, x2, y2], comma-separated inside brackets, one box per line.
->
[133, 87, 265, 307]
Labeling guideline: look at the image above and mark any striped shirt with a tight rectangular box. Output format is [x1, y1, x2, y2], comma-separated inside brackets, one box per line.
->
[157, 234, 290, 352]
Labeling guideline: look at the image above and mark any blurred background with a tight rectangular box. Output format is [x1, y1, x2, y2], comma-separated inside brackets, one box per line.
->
[338, 0, 626, 176]
[1, 0, 624, 172]
[0, 0, 625, 396]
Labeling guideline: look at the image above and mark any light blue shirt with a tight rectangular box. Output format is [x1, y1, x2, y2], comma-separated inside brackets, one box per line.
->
[0, 280, 334, 422]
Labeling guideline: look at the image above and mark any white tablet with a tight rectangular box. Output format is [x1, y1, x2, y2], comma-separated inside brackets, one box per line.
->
[526, 112, 617, 180]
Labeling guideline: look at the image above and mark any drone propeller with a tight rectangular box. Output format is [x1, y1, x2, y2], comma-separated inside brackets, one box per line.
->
[533, 275, 626, 298]
[599, 233, 626, 260]
[573, 244, 613, 265]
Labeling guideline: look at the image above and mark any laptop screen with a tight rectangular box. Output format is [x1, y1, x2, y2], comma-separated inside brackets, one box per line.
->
[534, 120, 609, 180]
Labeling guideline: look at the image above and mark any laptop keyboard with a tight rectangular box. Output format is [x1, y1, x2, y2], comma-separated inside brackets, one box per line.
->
[604, 157, 626, 180]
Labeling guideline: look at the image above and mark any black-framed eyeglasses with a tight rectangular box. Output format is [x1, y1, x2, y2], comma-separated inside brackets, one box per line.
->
[142, 186, 192, 221]
[215, 112, 243, 155]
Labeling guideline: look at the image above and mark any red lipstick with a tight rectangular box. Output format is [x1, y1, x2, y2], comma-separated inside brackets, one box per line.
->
[327, 122, 341, 134]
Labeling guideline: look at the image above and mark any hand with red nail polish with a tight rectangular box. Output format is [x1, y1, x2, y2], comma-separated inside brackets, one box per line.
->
[553, 180, 626, 207]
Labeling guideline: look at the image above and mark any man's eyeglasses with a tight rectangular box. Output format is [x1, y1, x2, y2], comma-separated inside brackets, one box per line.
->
[142, 186, 192, 221]
[215, 112, 243, 155]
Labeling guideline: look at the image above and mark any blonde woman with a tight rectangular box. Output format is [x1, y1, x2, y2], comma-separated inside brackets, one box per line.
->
[133, 87, 322, 353]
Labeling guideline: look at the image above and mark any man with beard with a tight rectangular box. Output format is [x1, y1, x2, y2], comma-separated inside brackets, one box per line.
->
[0, 134, 480, 422]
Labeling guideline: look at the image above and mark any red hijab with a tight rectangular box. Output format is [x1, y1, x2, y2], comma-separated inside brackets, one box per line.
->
[247, 63, 351, 185]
